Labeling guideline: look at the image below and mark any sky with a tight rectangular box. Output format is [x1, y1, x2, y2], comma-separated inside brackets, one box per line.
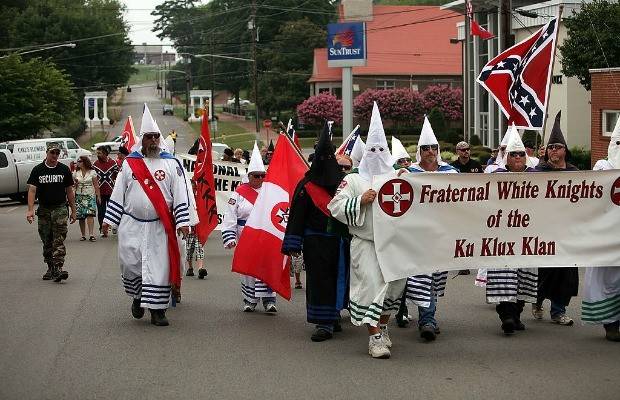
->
[122, 0, 207, 48]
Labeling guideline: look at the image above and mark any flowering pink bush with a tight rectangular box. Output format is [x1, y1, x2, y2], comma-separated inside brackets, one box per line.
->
[422, 85, 463, 121]
[296, 92, 342, 126]
[353, 88, 425, 124]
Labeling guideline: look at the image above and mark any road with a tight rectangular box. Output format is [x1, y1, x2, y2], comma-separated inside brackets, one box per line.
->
[1, 86, 618, 400]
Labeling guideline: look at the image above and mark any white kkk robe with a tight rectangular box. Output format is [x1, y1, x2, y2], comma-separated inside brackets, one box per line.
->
[582, 160, 620, 324]
[327, 172, 406, 327]
[104, 154, 190, 310]
[222, 186, 276, 303]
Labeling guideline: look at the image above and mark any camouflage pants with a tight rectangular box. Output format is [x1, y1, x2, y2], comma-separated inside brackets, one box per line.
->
[37, 206, 68, 268]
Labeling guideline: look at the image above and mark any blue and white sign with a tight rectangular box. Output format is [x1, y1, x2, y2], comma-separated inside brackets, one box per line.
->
[327, 22, 367, 67]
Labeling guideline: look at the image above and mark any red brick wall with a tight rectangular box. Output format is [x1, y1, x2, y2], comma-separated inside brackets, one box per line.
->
[590, 70, 620, 167]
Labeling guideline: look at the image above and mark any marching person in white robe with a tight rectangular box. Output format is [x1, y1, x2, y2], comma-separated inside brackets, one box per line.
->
[400, 117, 455, 342]
[222, 142, 277, 313]
[487, 125, 538, 335]
[328, 102, 406, 359]
[103, 104, 190, 326]
[583, 117, 620, 341]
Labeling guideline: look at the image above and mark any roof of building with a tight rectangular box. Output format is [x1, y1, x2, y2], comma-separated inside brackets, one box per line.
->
[309, 6, 464, 83]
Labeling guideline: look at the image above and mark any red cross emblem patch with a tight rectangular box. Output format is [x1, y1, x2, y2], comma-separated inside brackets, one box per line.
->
[154, 170, 166, 181]
[378, 179, 414, 217]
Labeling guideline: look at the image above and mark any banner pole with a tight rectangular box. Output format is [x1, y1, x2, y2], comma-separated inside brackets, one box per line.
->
[540, 5, 564, 147]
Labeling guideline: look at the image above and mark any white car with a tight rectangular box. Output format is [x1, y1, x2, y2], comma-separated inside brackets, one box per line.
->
[91, 135, 123, 152]
[226, 98, 251, 106]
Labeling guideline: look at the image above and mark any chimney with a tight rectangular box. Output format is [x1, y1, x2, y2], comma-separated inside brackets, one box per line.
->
[342, 0, 373, 21]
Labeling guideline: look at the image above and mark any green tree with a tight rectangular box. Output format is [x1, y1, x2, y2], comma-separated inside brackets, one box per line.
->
[258, 18, 327, 117]
[0, 55, 77, 141]
[559, 0, 620, 90]
[7, 0, 135, 93]
[153, 0, 337, 116]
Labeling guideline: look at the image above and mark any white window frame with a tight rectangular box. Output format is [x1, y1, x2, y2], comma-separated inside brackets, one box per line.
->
[376, 80, 395, 90]
[602, 110, 620, 137]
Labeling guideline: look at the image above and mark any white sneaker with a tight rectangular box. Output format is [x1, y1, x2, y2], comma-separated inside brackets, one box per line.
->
[368, 335, 391, 359]
[380, 326, 392, 348]
[243, 303, 256, 312]
[264, 302, 277, 313]
[551, 314, 574, 326]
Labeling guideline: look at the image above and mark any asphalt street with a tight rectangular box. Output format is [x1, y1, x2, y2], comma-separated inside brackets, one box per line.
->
[1, 86, 618, 400]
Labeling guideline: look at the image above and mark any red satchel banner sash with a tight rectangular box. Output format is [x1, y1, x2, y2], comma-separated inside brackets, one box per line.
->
[126, 157, 181, 288]
[304, 181, 333, 217]
[235, 183, 258, 205]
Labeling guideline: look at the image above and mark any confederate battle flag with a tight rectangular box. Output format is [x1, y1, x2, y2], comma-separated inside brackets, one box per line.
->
[193, 110, 218, 244]
[477, 17, 559, 130]
[231, 135, 308, 300]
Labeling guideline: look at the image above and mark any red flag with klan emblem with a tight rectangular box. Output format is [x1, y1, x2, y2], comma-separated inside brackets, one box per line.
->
[467, 0, 495, 40]
[477, 17, 559, 130]
[193, 110, 218, 244]
[120, 116, 137, 150]
[471, 19, 495, 40]
[232, 134, 308, 300]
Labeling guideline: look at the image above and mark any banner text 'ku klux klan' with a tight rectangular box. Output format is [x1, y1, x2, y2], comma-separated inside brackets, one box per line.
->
[372, 171, 620, 281]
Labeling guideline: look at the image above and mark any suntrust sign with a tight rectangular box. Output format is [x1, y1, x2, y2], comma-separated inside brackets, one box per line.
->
[327, 22, 366, 67]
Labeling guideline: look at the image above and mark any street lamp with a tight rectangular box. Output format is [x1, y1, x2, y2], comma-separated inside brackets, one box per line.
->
[0, 42, 76, 59]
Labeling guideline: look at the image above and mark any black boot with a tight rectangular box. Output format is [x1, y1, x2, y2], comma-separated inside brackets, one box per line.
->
[150, 309, 169, 326]
[198, 268, 208, 279]
[185, 268, 194, 277]
[501, 318, 516, 335]
[131, 298, 145, 319]
[311, 327, 333, 342]
[333, 319, 342, 333]
[604, 321, 620, 342]
[42, 263, 53, 280]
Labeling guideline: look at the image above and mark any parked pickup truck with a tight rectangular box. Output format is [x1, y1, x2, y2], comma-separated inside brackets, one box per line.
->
[0, 148, 71, 203]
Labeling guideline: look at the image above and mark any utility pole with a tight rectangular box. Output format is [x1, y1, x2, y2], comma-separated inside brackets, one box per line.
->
[185, 56, 191, 119]
[210, 35, 215, 121]
[250, 0, 260, 134]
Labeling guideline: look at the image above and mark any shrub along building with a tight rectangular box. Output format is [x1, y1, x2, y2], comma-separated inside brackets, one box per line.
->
[308, 4, 463, 99]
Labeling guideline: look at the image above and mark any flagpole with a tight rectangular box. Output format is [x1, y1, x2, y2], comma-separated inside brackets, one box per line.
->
[539, 5, 564, 147]
[279, 131, 310, 168]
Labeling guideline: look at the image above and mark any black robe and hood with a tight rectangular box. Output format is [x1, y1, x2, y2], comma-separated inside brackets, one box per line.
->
[535, 111, 579, 306]
[282, 123, 350, 325]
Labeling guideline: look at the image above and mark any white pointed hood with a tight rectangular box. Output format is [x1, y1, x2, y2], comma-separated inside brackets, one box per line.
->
[358, 102, 393, 182]
[391, 136, 410, 164]
[247, 141, 266, 174]
[133, 103, 169, 153]
[608, 116, 620, 168]
[351, 138, 365, 168]
[502, 124, 529, 167]
[415, 116, 442, 163]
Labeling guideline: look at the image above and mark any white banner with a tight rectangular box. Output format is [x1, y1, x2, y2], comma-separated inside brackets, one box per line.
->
[372, 170, 620, 281]
[178, 153, 247, 230]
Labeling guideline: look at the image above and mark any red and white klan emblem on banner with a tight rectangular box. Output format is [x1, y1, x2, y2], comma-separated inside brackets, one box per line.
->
[378, 179, 413, 217]
[611, 177, 620, 206]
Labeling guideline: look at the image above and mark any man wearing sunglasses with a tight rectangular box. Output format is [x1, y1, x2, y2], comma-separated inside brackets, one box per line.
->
[26, 142, 77, 282]
[583, 117, 620, 341]
[102, 104, 191, 327]
[223, 142, 277, 313]
[486, 127, 538, 335]
[533, 111, 578, 326]
[400, 117, 457, 342]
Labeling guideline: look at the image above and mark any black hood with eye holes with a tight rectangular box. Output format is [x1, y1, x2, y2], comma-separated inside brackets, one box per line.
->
[305, 122, 343, 192]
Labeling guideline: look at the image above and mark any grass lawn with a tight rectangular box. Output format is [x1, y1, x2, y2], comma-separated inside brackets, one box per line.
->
[184, 119, 257, 150]
[82, 131, 108, 150]
[128, 65, 157, 85]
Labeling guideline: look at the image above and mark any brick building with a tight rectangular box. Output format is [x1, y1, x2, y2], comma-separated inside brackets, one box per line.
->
[308, 5, 463, 98]
[589, 68, 620, 167]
